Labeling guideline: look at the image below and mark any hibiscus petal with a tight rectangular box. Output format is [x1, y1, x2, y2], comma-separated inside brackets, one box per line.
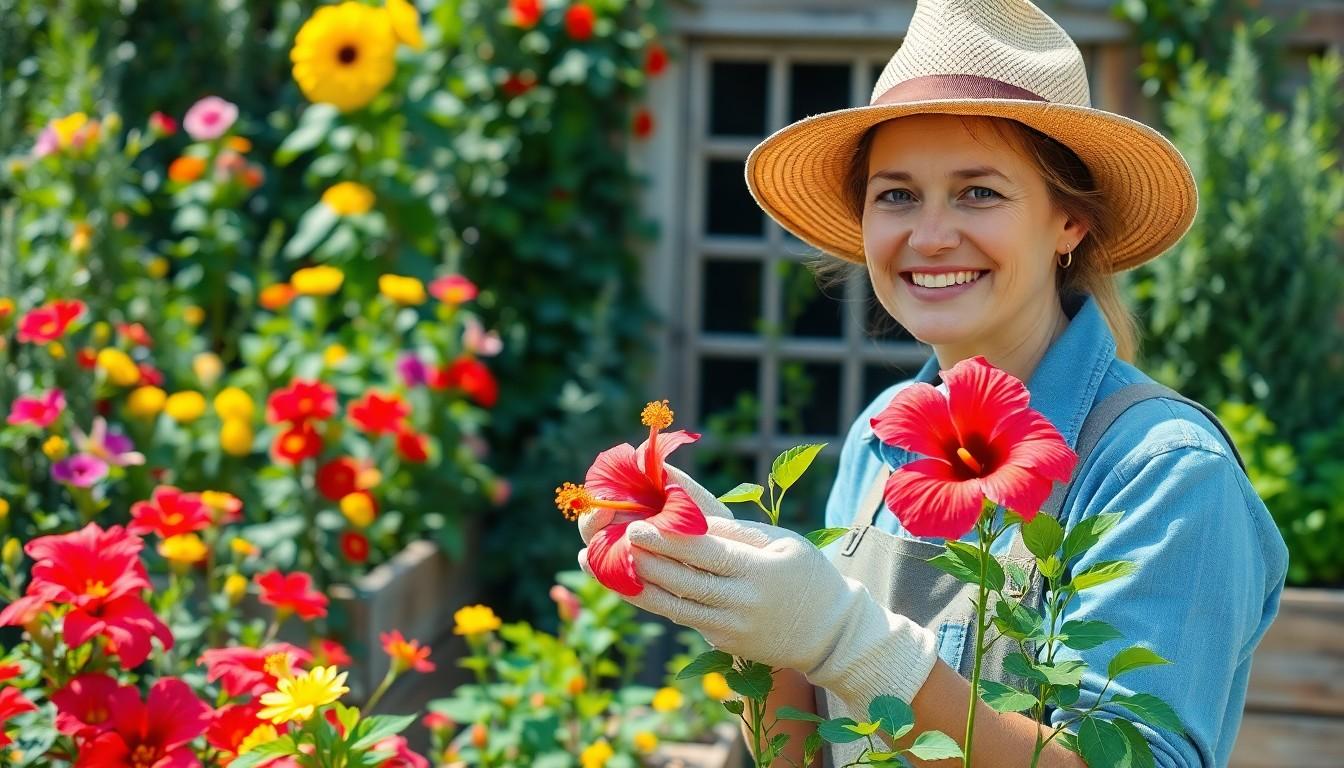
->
[977, 464, 1056, 520]
[649, 485, 709, 536]
[584, 443, 661, 512]
[587, 523, 643, 596]
[943, 357, 1032, 447]
[634, 430, 701, 472]
[883, 458, 987, 539]
[993, 410, 1078, 484]
[870, 383, 959, 458]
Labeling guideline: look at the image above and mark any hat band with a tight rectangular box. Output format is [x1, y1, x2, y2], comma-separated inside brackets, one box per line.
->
[872, 74, 1047, 106]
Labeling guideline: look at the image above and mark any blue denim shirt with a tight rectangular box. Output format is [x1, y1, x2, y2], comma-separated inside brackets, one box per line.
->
[823, 297, 1288, 768]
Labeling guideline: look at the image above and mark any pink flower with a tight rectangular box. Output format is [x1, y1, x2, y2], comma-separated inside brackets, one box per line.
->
[149, 111, 178, 136]
[71, 417, 145, 466]
[51, 454, 110, 488]
[550, 584, 580, 622]
[6, 389, 66, 428]
[183, 96, 238, 141]
[373, 736, 430, 768]
[33, 125, 59, 158]
[462, 316, 503, 357]
[428, 275, 477, 305]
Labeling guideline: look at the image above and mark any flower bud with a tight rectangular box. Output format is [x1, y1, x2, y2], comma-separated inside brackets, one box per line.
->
[2, 538, 22, 570]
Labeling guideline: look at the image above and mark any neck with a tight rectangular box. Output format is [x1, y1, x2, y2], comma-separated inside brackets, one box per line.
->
[932, 295, 1069, 383]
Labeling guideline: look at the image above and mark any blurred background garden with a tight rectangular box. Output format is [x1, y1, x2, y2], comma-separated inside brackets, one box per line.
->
[0, 0, 1340, 766]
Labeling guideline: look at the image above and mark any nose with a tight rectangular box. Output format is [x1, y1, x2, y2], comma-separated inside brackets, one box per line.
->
[907, 204, 960, 258]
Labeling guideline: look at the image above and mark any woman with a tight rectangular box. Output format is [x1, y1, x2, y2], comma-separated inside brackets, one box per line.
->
[578, 0, 1288, 765]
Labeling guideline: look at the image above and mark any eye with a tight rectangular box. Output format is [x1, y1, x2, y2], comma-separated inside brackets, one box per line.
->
[964, 186, 1001, 202]
[876, 188, 915, 204]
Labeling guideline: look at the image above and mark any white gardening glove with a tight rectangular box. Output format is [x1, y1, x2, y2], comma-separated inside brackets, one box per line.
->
[620, 516, 939, 711]
[575, 463, 734, 547]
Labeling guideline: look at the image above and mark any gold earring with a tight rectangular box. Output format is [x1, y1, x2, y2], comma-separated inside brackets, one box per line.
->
[1058, 249, 1073, 269]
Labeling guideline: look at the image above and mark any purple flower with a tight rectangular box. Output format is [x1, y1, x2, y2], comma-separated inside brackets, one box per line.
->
[51, 454, 109, 487]
[71, 417, 145, 466]
[183, 96, 238, 141]
[397, 353, 429, 388]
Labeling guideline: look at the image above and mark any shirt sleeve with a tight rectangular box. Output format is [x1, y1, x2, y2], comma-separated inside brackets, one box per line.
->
[1047, 426, 1287, 767]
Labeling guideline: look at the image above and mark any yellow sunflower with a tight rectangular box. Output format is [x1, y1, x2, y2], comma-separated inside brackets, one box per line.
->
[290, 2, 397, 112]
[385, 0, 424, 51]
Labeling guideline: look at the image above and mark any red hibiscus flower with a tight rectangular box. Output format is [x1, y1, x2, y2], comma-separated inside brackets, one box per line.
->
[433, 357, 498, 408]
[0, 665, 36, 749]
[271, 421, 323, 465]
[5, 388, 65, 428]
[199, 643, 312, 698]
[255, 570, 329, 620]
[129, 485, 211, 538]
[50, 674, 139, 738]
[395, 428, 429, 464]
[381, 630, 435, 674]
[508, 0, 541, 28]
[869, 356, 1078, 539]
[266, 379, 337, 424]
[561, 400, 707, 596]
[67, 677, 210, 768]
[348, 390, 410, 435]
[339, 531, 370, 563]
[564, 2, 595, 40]
[645, 42, 668, 76]
[17, 298, 85, 344]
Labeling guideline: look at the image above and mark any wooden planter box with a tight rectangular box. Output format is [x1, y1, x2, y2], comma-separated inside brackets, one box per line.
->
[1231, 587, 1344, 767]
[648, 723, 745, 768]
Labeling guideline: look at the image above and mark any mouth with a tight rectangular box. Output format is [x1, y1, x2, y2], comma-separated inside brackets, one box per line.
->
[901, 269, 989, 289]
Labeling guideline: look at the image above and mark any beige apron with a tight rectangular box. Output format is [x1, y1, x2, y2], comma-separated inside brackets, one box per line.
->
[815, 382, 1244, 767]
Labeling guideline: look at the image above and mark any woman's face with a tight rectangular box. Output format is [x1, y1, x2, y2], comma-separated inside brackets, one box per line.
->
[862, 115, 1086, 360]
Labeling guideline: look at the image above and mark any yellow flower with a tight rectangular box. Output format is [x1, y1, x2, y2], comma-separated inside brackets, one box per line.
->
[48, 342, 67, 360]
[378, 274, 426, 305]
[580, 740, 614, 768]
[52, 112, 93, 149]
[165, 391, 207, 423]
[291, 2, 397, 112]
[452, 604, 502, 636]
[148, 257, 170, 279]
[158, 534, 208, 569]
[183, 305, 205, 326]
[42, 436, 68, 461]
[91, 322, 111, 345]
[0, 498, 9, 520]
[220, 419, 254, 456]
[633, 731, 658, 754]
[258, 665, 350, 724]
[651, 686, 683, 713]
[702, 672, 733, 701]
[231, 536, 259, 558]
[237, 723, 280, 755]
[2, 538, 22, 569]
[193, 352, 223, 388]
[126, 386, 167, 419]
[339, 492, 376, 528]
[214, 387, 255, 421]
[566, 676, 586, 695]
[321, 182, 375, 215]
[224, 572, 249, 604]
[71, 222, 93, 254]
[323, 344, 348, 366]
[96, 348, 140, 387]
[291, 265, 345, 296]
[385, 0, 424, 50]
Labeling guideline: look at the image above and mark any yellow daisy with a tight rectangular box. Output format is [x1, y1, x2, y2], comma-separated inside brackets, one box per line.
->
[291, 265, 345, 296]
[321, 182, 375, 215]
[258, 665, 350, 724]
[385, 0, 424, 51]
[290, 2, 397, 112]
[580, 740, 614, 768]
[651, 686, 684, 713]
[378, 274, 427, 305]
[453, 604, 502, 636]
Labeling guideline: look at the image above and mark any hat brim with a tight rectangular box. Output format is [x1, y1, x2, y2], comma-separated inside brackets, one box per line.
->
[744, 99, 1197, 272]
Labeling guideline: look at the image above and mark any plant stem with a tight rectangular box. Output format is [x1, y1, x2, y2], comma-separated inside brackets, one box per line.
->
[363, 666, 398, 712]
[962, 517, 991, 767]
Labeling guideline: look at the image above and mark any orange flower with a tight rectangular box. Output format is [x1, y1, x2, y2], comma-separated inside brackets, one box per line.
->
[168, 156, 207, 184]
[259, 283, 297, 310]
[380, 630, 435, 674]
[226, 136, 252, 153]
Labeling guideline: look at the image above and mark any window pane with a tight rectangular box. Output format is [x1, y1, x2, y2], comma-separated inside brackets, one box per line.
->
[703, 259, 763, 334]
[710, 60, 769, 137]
[779, 260, 843, 339]
[778, 361, 841, 435]
[700, 357, 760, 431]
[789, 62, 853, 122]
[706, 159, 765, 237]
[863, 361, 921, 407]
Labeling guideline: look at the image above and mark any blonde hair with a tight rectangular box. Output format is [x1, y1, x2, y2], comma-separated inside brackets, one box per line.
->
[839, 116, 1139, 362]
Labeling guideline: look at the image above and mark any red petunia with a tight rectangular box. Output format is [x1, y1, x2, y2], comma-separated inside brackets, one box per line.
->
[0, 666, 36, 749]
[129, 485, 211, 538]
[348, 390, 410, 436]
[271, 422, 323, 465]
[339, 531, 370, 564]
[508, 0, 541, 28]
[373, 735, 431, 768]
[316, 457, 362, 501]
[50, 674, 138, 738]
[266, 379, 337, 424]
[199, 643, 312, 698]
[645, 42, 668, 76]
[64, 677, 210, 768]
[311, 638, 352, 667]
[5, 388, 65, 428]
[255, 570, 329, 620]
[136, 362, 164, 388]
[205, 701, 266, 756]
[869, 356, 1078, 538]
[381, 630, 435, 674]
[17, 298, 85, 344]
[395, 428, 429, 464]
[564, 2, 595, 40]
[433, 357, 498, 408]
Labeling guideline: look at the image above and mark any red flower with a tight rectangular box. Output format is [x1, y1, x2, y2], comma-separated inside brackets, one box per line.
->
[271, 421, 323, 465]
[50, 674, 138, 738]
[116, 322, 153, 348]
[66, 678, 210, 768]
[428, 274, 477, 305]
[0, 666, 36, 749]
[632, 107, 655, 139]
[206, 701, 266, 755]
[645, 42, 668, 76]
[870, 356, 1078, 538]
[136, 362, 164, 387]
[570, 401, 707, 596]
[266, 379, 337, 424]
[311, 638, 352, 667]
[255, 570, 329, 620]
[381, 630, 435, 674]
[17, 299, 85, 344]
[501, 71, 537, 98]
[149, 111, 178, 136]
[129, 485, 211, 538]
[373, 735, 430, 768]
[395, 428, 429, 463]
[434, 358, 498, 408]
[199, 643, 312, 698]
[422, 711, 454, 732]
[67, 593, 175, 667]
[316, 457, 362, 501]
[340, 531, 370, 563]
[348, 390, 410, 436]
[77, 347, 98, 369]
[6, 388, 65, 428]
[508, 0, 541, 28]
[564, 3, 595, 40]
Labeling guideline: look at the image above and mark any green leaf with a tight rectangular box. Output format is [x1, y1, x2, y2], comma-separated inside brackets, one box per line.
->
[907, 731, 964, 761]
[1078, 717, 1130, 768]
[1110, 693, 1185, 734]
[726, 662, 773, 700]
[978, 680, 1038, 713]
[945, 540, 1005, 591]
[1038, 555, 1063, 580]
[805, 527, 851, 549]
[770, 443, 826, 491]
[927, 550, 981, 585]
[1107, 646, 1171, 680]
[1062, 512, 1124, 565]
[844, 720, 881, 736]
[1036, 660, 1088, 687]
[226, 736, 298, 768]
[718, 483, 765, 504]
[1022, 514, 1065, 560]
[1055, 728, 1081, 755]
[348, 714, 416, 751]
[723, 699, 745, 716]
[803, 732, 823, 765]
[1060, 619, 1123, 650]
[1113, 719, 1156, 768]
[277, 104, 339, 165]
[1003, 653, 1047, 684]
[817, 717, 865, 744]
[1053, 685, 1081, 707]
[1071, 560, 1138, 591]
[995, 598, 1044, 641]
[1005, 561, 1030, 594]
[676, 649, 734, 679]
[776, 706, 824, 723]
[867, 695, 914, 737]
[283, 205, 338, 260]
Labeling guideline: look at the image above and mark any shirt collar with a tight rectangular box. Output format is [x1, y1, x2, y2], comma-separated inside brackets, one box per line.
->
[863, 295, 1115, 458]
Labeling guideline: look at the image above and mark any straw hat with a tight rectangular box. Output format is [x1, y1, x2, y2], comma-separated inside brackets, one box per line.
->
[744, 0, 1197, 272]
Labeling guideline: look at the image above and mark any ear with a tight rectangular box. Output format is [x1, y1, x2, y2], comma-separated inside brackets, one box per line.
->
[1057, 215, 1090, 255]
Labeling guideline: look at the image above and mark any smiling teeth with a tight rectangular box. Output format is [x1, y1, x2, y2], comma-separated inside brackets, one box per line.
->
[911, 271, 983, 288]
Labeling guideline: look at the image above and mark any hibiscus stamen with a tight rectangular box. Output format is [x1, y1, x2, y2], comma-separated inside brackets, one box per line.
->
[640, 400, 674, 430]
[554, 482, 644, 522]
[956, 447, 984, 475]
[641, 399, 674, 489]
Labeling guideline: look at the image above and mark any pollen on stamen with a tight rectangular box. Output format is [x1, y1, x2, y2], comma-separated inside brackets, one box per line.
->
[641, 399, 674, 430]
[263, 651, 295, 681]
[554, 482, 596, 522]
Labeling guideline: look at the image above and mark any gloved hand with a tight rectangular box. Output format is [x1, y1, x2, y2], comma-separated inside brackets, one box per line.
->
[614, 515, 939, 709]
[575, 463, 734, 546]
